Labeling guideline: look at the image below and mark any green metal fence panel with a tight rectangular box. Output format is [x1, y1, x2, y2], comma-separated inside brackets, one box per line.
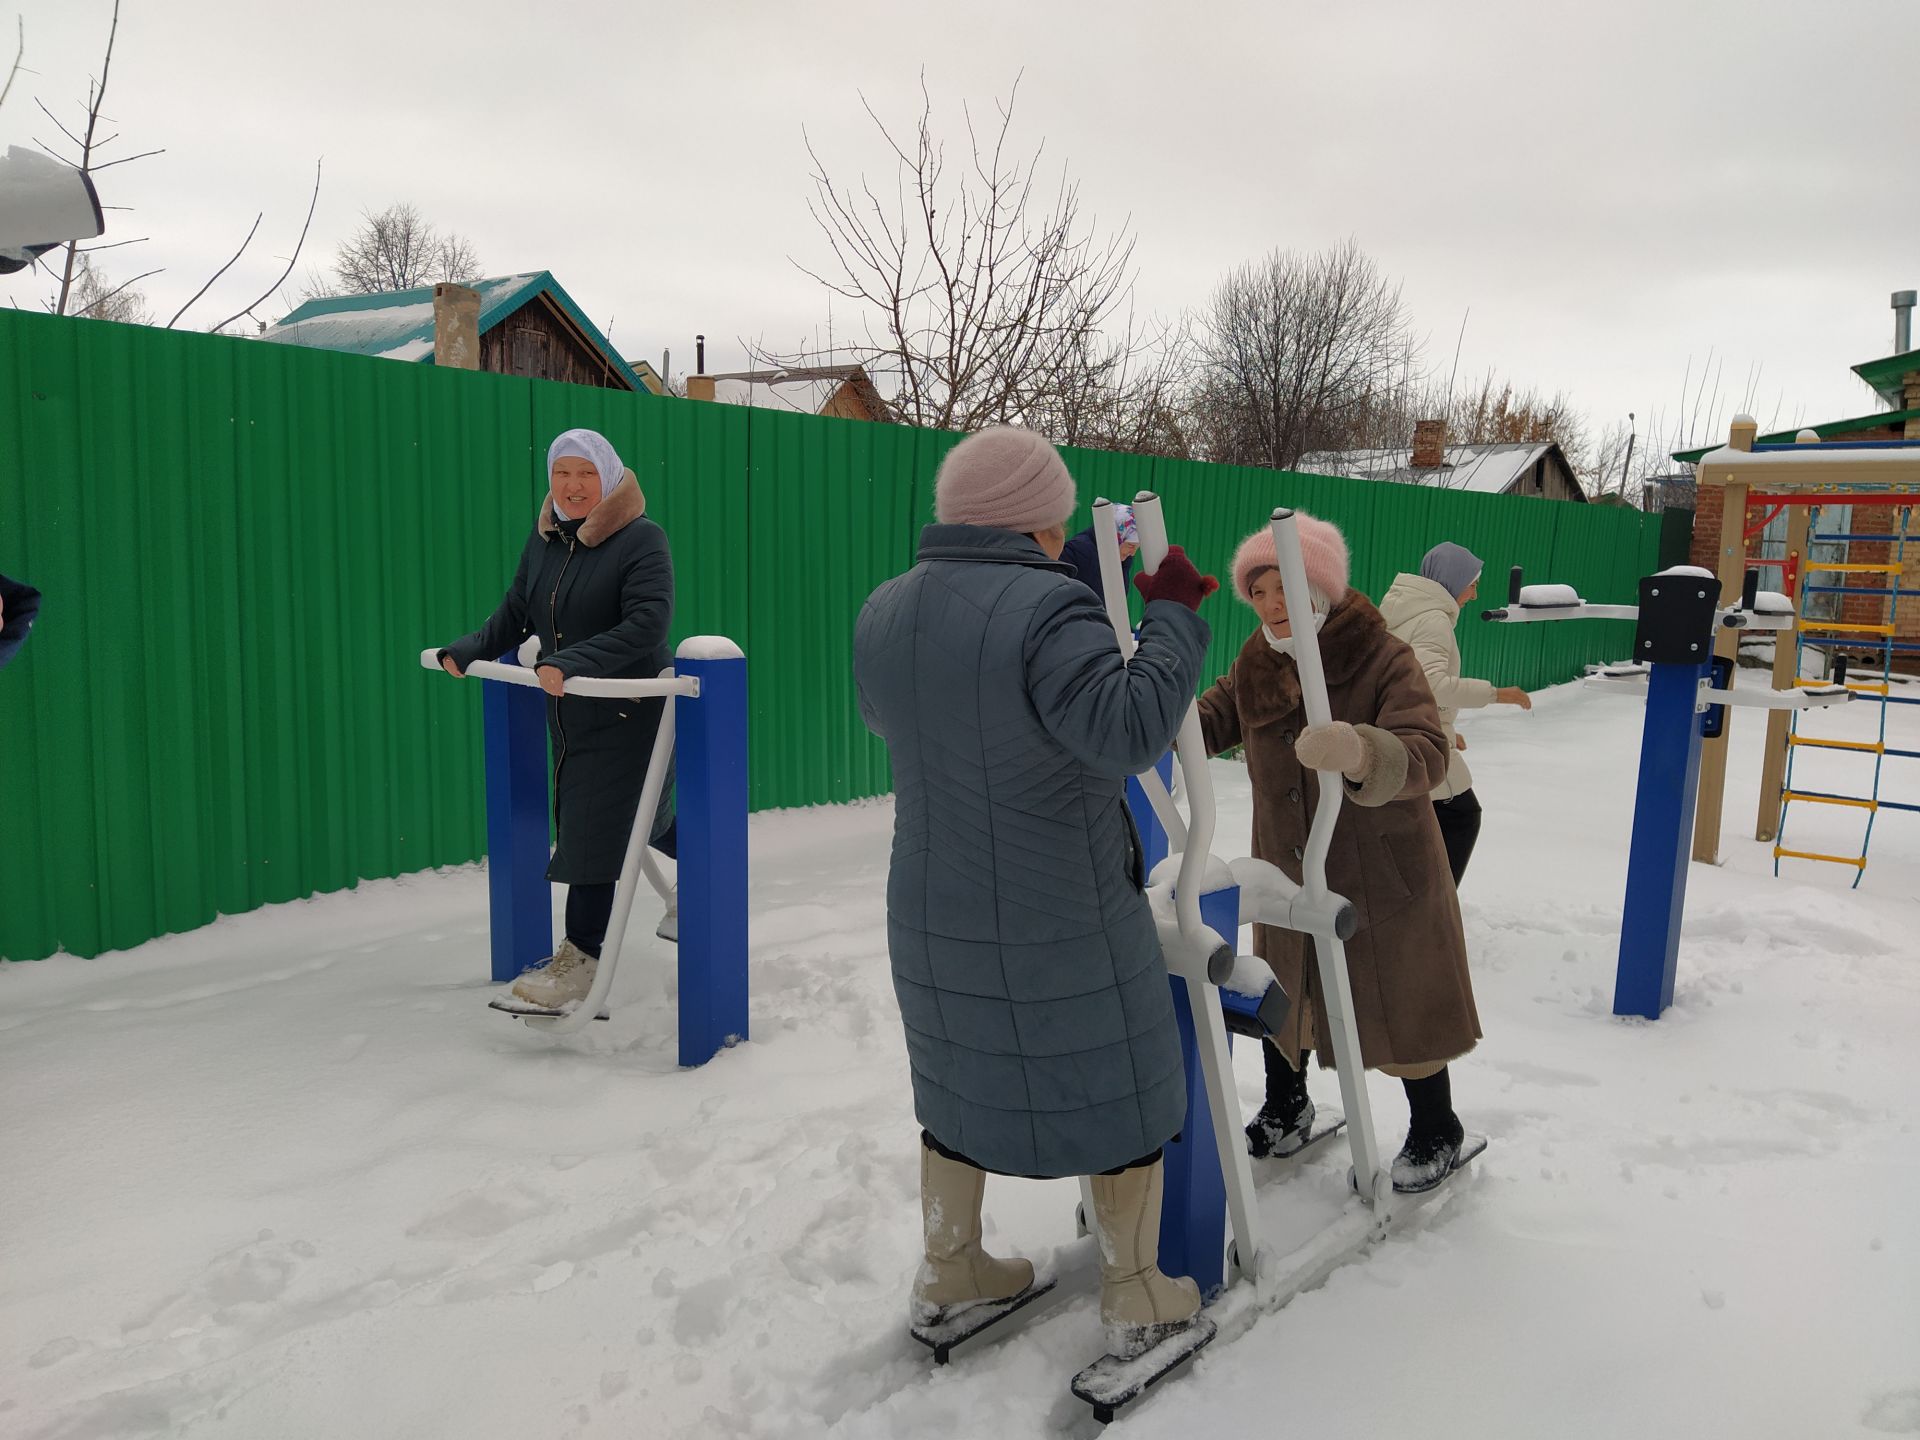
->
[0, 309, 1667, 961]
[744, 406, 929, 810]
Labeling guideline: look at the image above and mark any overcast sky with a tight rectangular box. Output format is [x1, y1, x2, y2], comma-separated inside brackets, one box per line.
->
[7, 0, 1916, 462]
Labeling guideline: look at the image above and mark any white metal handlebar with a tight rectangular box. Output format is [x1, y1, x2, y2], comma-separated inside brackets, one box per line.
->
[1267, 508, 1386, 1210]
[419, 648, 698, 700]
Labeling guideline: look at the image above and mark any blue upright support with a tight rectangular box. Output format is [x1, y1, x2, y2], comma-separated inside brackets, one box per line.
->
[1125, 754, 1175, 877]
[1157, 885, 1241, 1298]
[674, 642, 751, 1067]
[483, 657, 553, 983]
[1613, 660, 1710, 1019]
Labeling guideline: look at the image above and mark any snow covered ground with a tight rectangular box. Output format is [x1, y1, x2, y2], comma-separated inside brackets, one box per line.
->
[5, 672, 1918, 1439]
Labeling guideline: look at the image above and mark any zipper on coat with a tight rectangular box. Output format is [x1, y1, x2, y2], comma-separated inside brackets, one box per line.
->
[550, 535, 578, 783]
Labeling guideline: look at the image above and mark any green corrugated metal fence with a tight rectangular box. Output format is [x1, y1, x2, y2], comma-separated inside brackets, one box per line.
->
[0, 310, 1662, 961]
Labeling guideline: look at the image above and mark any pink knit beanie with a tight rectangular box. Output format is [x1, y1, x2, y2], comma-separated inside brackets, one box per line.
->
[1231, 513, 1350, 606]
[933, 427, 1078, 533]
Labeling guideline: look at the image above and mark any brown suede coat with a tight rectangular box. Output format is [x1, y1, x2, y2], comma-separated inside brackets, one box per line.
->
[1198, 593, 1481, 1074]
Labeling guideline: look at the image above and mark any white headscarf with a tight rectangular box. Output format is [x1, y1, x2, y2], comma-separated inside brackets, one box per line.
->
[546, 428, 625, 511]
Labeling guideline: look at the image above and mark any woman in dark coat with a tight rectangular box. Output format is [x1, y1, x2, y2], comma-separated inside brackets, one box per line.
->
[855, 428, 1219, 1360]
[441, 428, 676, 1009]
[1057, 503, 1137, 607]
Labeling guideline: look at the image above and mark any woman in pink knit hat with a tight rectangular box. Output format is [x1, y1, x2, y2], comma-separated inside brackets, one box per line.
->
[1195, 514, 1484, 1193]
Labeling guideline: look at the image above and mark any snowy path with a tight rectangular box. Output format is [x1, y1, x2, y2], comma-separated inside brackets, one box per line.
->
[4, 676, 1918, 1439]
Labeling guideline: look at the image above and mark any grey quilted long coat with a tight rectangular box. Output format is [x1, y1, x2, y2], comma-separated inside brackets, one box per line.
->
[853, 525, 1210, 1178]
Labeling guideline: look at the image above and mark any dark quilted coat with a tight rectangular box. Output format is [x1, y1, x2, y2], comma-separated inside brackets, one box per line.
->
[854, 525, 1211, 1178]
[445, 476, 674, 885]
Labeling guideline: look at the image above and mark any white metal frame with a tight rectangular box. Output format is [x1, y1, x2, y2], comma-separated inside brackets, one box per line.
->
[1080, 496, 1395, 1295]
[420, 647, 693, 1034]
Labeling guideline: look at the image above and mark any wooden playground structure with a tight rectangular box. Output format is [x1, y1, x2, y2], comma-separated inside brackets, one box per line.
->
[1690, 418, 1920, 880]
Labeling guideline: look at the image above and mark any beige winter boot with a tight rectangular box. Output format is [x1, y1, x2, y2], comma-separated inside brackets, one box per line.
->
[1088, 1160, 1203, 1358]
[509, 939, 597, 1009]
[910, 1144, 1035, 1326]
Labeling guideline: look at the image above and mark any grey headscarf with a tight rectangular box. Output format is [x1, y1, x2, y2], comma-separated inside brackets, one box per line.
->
[546, 428, 625, 505]
[1419, 541, 1484, 600]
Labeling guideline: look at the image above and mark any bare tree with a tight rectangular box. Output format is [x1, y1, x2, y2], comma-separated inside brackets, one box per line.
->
[66, 251, 155, 322]
[1194, 239, 1412, 469]
[783, 76, 1143, 433]
[1017, 312, 1196, 457]
[21, 1, 320, 329]
[317, 203, 482, 296]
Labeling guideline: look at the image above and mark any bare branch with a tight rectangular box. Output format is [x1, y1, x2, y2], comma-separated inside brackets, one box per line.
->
[33, 96, 84, 150]
[166, 211, 260, 328]
[209, 158, 324, 333]
[89, 145, 165, 171]
[76, 234, 150, 253]
[69, 264, 161, 321]
[0, 17, 23, 111]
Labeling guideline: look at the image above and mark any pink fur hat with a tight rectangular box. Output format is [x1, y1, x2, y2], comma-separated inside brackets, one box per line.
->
[1230, 513, 1350, 606]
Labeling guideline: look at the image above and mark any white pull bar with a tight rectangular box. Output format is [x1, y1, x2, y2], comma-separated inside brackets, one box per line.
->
[1269, 508, 1386, 1210]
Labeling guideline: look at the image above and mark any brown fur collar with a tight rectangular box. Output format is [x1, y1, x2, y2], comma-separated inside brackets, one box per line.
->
[537, 469, 647, 548]
[1228, 591, 1390, 730]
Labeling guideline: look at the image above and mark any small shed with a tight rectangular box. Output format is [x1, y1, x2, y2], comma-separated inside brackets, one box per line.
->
[261, 272, 655, 392]
[688, 363, 891, 422]
[1299, 429, 1587, 502]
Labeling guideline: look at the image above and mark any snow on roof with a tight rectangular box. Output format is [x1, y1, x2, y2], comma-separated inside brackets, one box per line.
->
[257, 272, 643, 390]
[1296, 441, 1563, 497]
[711, 375, 846, 414]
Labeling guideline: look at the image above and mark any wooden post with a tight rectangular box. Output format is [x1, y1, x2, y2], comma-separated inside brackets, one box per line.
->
[1691, 416, 1757, 864]
[1755, 502, 1811, 841]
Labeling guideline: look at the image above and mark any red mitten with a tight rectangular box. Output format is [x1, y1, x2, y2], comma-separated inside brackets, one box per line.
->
[1133, 545, 1220, 612]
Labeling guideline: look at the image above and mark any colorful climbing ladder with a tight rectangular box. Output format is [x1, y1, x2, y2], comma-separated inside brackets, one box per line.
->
[1776, 503, 1919, 885]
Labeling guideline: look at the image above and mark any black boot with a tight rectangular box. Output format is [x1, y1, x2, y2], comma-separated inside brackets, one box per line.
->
[1392, 1067, 1466, 1193]
[1246, 1044, 1316, 1158]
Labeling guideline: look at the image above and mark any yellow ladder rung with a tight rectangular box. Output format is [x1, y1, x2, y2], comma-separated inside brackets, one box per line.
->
[1804, 562, 1903, 574]
[1797, 622, 1896, 636]
[1788, 736, 1886, 753]
[1782, 791, 1878, 811]
[1795, 678, 1889, 694]
[1773, 847, 1867, 868]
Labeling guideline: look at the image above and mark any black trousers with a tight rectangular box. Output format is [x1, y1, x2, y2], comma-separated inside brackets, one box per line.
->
[563, 819, 678, 957]
[1432, 788, 1482, 886]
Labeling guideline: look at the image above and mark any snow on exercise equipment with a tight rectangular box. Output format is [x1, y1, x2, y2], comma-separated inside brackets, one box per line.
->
[421, 637, 748, 1063]
[1482, 553, 1848, 1020]
[1068, 497, 1464, 1424]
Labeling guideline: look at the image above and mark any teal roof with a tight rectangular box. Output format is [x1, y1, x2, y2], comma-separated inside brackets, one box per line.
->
[261, 272, 643, 390]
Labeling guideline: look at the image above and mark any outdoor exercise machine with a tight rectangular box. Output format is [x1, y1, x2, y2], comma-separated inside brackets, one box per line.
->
[420, 635, 748, 1063]
[1481, 558, 1849, 1018]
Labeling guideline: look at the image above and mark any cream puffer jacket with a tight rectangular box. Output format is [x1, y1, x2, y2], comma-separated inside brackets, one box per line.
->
[1377, 572, 1496, 800]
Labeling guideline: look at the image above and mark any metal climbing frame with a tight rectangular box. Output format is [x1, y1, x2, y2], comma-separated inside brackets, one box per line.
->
[1776, 503, 1918, 885]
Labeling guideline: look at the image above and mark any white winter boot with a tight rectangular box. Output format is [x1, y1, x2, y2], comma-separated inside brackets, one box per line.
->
[655, 885, 678, 944]
[1089, 1160, 1203, 1358]
[910, 1144, 1035, 1327]
[510, 939, 597, 1009]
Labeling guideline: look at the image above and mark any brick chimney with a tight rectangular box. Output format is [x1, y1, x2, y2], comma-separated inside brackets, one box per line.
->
[431, 283, 481, 370]
[1411, 419, 1447, 469]
[685, 332, 716, 401]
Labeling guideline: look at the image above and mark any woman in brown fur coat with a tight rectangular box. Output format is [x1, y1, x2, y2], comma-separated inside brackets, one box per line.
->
[1196, 514, 1483, 1193]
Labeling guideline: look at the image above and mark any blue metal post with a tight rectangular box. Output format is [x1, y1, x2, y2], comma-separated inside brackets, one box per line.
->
[1125, 754, 1174, 877]
[674, 643, 750, 1067]
[1614, 660, 1710, 1019]
[483, 658, 552, 983]
[1157, 884, 1241, 1297]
